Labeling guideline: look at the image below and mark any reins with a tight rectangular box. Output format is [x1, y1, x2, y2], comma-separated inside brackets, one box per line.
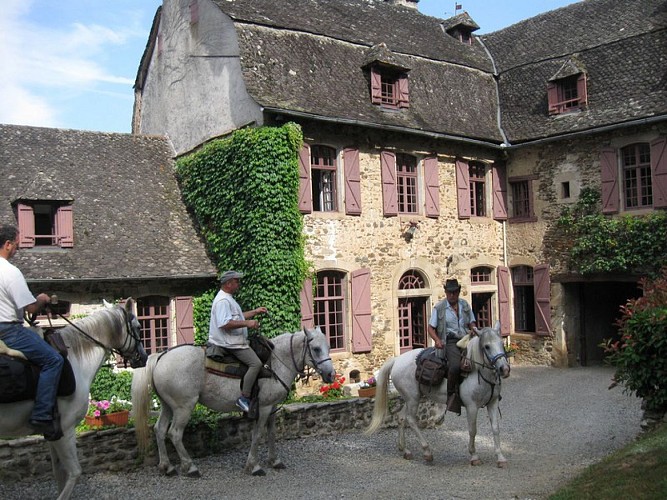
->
[470, 334, 507, 408]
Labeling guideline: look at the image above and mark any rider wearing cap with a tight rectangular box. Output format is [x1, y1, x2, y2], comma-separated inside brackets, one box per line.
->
[208, 270, 267, 413]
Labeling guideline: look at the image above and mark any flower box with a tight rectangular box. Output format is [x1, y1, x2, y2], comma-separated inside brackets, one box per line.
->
[358, 387, 376, 398]
[84, 409, 130, 428]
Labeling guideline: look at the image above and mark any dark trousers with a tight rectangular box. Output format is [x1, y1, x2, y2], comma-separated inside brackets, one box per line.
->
[229, 346, 262, 397]
[445, 338, 462, 396]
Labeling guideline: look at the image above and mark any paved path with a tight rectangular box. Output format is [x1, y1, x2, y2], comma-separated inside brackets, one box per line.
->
[0, 366, 643, 499]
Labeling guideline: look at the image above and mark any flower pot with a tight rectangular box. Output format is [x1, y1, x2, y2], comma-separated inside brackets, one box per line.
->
[84, 410, 130, 428]
[358, 387, 376, 398]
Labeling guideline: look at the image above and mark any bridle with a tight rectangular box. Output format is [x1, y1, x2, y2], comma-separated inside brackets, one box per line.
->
[270, 330, 332, 394]
[472, 332, 509, 407]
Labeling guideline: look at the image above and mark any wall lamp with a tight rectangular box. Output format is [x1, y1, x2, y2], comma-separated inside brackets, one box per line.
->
[403, 221, 419, 242]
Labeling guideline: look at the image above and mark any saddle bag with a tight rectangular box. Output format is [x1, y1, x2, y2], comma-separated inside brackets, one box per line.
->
[415, 347, 448, 387]
[0, 353, 76, 404]
[249, 334, 274, 364]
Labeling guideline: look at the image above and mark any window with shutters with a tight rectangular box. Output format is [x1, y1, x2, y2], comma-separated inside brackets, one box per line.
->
[471, 267, 494, 328]
[15, 201, 74, 249]
[469, 161, 487, 217]
[508, 177, 537, 222]
[397, 270, 428, 353]
[311, 145, 338, 212]
[137, 296, 170, 355]
[622, 143, 653, 209]
[512, 266, 535, 332]
[397, 154, 418, 214]
[314, 271, 347, 352]
[370, 66, 409, 109]
[547, 73, 587, 115]
[381, 152, 438, 217]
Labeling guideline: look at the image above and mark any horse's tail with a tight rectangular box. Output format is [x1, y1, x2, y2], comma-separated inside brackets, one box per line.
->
[131, 352, 158, 457]
[365, 356, 395, 435]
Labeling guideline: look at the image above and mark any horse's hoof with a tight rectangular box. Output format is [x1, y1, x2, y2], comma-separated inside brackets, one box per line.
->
[424, 453, 434, 463]
[497, 461, 508, 469]
[403, 451, 413, 460]
[186, 469, 202, 478]
[251, 468, 267, 476]
[272, 461, 286, 470]
[470, 459, 482, 466]
[163, 466, 177, 477]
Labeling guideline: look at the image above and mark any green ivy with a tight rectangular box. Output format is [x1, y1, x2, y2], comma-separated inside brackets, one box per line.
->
[557, 188, 667, 275]
[176, 123, 307, 339]
[89, 366, 133, 402]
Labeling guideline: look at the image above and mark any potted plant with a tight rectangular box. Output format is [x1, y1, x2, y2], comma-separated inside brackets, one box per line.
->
[358, 376, 377, 398]
[84, 396, 131, 428]
[319, 374, 346, 400]
[505, 341, 519, 357]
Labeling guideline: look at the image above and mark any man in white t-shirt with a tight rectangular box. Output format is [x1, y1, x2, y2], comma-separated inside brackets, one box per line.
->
[0, 225, 64, 440]
[208, 270, 267, 413]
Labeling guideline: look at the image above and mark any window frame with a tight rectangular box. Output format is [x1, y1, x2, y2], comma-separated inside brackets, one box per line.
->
[508, 176, 537, 222]
[548, 73, 587, 115]
[310, 145, 338, 212]
[396, 153, 419, 214]
[16, 201, 74, 249]
[511, 266, 535, 333]
[469, 161, 487, 217]
[314, 271, 347, 353]
[370, 66, 409, 109]
[621, 142, 653, 210]
[137, 295, 171, 355]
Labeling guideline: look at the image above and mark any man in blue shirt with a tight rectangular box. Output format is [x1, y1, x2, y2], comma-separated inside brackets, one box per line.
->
[427, 278, 476, 415]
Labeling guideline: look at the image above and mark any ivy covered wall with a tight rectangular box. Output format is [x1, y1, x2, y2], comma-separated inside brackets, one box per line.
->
[176, 123, 307, 340]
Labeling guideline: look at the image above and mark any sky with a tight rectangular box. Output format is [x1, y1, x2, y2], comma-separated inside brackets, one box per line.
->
[0, 0, 578, 134]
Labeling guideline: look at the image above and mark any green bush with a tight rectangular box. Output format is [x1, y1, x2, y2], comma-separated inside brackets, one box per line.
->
[89, 366, 133, 402]
[603, 269, 667, 412]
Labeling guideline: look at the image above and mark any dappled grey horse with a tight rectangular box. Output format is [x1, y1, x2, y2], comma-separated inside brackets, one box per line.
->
[366, 322, 511, 467]
[132, 327, 336, 476]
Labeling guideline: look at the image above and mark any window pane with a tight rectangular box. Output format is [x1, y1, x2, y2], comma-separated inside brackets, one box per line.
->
[311, 145, 337, 212]
[622, 143, 652, 209]
[314, 271, 346, 351]
[137, 296, 170, 355]
[396, 154, 418, 213]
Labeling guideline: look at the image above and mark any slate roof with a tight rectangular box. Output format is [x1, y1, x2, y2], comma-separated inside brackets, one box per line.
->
[211, 0, 503, 143]
[0, 124, 217, 281]
[481, 0, 667, 143]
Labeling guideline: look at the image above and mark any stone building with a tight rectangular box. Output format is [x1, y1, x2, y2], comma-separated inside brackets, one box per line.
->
[0, 124, 217, 355]
[131, 0, 667, 376]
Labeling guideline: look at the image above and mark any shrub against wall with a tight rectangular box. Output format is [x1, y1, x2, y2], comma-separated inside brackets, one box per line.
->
[176, 123, 307, 339]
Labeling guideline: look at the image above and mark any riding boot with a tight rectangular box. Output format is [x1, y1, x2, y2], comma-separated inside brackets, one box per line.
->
[446, 372, 462, 415]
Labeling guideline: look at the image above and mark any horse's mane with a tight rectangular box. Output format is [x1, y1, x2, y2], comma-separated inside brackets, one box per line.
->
[59, 307, 124, 360]
[467, 335, 484, 367]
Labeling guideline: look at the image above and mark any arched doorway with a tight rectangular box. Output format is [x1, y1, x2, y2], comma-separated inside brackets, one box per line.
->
[397, 269, 430, 353]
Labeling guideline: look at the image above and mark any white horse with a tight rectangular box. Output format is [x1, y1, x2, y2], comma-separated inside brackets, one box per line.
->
[366, 322, 511, 467]
[132, 326, 336, 476]
[0, 299, 147, 500]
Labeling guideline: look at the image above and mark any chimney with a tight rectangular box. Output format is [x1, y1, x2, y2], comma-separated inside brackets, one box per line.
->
[386, 0, 420, 10]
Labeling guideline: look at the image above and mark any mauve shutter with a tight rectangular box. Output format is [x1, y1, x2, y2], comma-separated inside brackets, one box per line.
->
[600, 147, 619, 214]
[547, 82, 558, 114]
[423, 156, 439, 218]
[371, 68, 382, 104]
[381, 151, 398, 216]
[17, 203, 35, 248]
[298, 144, 312, 214]
[398, 75, 409, 108]
[55, 205, 74, 248]
[455, 158, 471, 219]
[497, 266, 510, 336]
[651, 137, 667, 208]
[576, 73, 587, 108]
[534, 264, 552, 336]
[189, 0, 199, 24]
[343, 147, 362, 215]
[300, 278, 314, 329]
[351, 268, 372, 353]
[175, 296, 194, 344]
[492, 161, 508, 220]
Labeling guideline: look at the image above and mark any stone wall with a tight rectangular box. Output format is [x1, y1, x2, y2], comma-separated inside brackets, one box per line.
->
[0, 396, 441, 483]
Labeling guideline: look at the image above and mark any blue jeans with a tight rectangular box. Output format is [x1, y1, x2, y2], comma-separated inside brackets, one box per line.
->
[0, 323, 64, 421]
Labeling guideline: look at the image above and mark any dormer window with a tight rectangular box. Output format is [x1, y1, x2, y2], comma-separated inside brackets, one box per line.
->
[448, 27, 473, 45]
[15, 201, 74, 248]
[371, 67, 409, 109]
[443, 12, 479, 45]
[547, 59, 588, 115]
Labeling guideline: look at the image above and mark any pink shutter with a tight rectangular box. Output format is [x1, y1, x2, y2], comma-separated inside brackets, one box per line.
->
[343, 147, 362, 215]
[651, 137, 667, 209]
[423, 156, 440, 218]
[380, 151, 398, 216]
[300, 278, 314, 329]
[351, 268, 372, 353]
[397, 75, 409, 108]
[492, 162, 508, 220]
[175, 296, 194, 344]
[455, 158, 471, 219]
[55, 205, 74, 248]
[17, 203, 35, 248]
[600, 147, 619, 214]
[298, 144, 312, 214]
[534, 264, 552, 336]
[189, 0, 199, 24]
[497, 266, 510, 336]
[370, 68, 382, 104]
[547, 82, 558, 114]
[576, 73, 587, 108]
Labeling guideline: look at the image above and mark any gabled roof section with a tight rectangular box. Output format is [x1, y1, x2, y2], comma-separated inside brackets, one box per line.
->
[548, 58, 585, 81]
[441, 11, 480, 32]
[0, 124, 217, 281]
[362, 43, 411, 71]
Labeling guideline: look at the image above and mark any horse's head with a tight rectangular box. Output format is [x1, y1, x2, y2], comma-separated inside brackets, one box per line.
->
[116, 299, 148, 369]
[473, 321, 510, 379]
[304, 326, 336, 383]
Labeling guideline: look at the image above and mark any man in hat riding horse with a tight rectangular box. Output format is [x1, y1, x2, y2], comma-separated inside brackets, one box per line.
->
[427, 278, 476, 415]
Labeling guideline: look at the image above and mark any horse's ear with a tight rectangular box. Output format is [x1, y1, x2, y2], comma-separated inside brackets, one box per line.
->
[493, 321, 501, 333]
[125, 297, 135, 312]
[103, 299, 113, 309]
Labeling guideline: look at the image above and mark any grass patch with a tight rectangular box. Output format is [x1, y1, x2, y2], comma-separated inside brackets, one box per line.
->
[550, 423, 667, 499]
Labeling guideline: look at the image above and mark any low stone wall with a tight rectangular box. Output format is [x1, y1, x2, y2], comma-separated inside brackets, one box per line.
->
[0, 395, 441, 483]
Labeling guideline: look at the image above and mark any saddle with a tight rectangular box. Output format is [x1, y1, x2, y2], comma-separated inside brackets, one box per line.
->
[0, 329, 76, 404]
[415, 347, 448, 388]
[204, 334, 274, 380]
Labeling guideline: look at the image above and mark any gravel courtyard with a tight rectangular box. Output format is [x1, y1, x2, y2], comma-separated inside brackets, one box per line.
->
[0, 365, 643, 500]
